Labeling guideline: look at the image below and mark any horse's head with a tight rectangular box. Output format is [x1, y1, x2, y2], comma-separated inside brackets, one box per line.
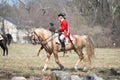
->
[31, 28, 40, 45]
[31, 28, 53, 45]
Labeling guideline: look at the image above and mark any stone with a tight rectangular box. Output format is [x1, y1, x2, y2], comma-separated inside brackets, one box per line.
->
[53, 70, 71, 80]
[11, 76, 27, 80]
[81, 74, 104, 80]
[71, 75, 81, 80]
[29, 77, 41, 80]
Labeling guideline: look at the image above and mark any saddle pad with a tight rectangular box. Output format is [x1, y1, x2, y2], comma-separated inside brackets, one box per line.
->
[55, 33, 73, 45]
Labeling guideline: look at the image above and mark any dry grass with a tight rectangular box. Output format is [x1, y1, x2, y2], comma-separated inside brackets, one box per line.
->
[0, 44, 120, 79]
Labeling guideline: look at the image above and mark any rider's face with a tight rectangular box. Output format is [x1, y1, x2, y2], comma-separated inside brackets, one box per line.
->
[58, 16, 62, 21]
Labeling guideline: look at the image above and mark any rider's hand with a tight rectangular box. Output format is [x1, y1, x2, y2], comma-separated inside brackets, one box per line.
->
[55, 30, 59, 33]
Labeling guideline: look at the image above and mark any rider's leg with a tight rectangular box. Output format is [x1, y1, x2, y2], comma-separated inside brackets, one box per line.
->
[59, 34, 65, 51]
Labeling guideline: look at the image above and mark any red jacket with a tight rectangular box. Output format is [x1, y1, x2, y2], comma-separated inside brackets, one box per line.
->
[59, 19, 70, 37]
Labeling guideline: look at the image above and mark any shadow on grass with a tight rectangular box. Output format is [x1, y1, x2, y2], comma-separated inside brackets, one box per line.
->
[51, 67, 85, 72]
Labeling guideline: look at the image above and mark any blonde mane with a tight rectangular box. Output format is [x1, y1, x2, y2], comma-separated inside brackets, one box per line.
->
[35, 28, 52, 39]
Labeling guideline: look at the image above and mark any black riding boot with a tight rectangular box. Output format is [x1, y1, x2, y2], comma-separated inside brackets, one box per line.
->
[60, 41, 65, 51]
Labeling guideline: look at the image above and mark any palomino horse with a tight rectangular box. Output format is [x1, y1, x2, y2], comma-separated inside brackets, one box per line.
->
[31, 28, 94, 71]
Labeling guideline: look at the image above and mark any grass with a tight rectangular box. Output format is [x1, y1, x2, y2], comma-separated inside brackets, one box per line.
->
[0, 44, 120, 79]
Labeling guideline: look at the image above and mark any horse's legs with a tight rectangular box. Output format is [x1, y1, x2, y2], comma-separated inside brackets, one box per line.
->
[63, 51, 69, 57]
[63, 51, 65, 57]
[74, 49, 84, 71]
[1, 45, 5, 56]
[53, 52, 64, 70]
[82, 55, 88, 71]
[3, 44, 8, 56]
[63, 51, 66, 57]
[37, 46, 44, 56]
[42, 53, 52, 71]
[74, 50, 88, 71]
[6, 47, 8, 56]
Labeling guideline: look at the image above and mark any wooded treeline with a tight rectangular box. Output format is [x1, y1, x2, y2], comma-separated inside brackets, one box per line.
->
[0, 0, 120, 47]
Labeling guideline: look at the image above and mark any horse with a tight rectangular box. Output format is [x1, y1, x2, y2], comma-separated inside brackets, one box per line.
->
[31, 28, 94, 71]
[0, 33, 12, 56]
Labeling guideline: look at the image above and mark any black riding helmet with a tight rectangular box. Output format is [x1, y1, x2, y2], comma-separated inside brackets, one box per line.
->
[58, 13, 66, 19]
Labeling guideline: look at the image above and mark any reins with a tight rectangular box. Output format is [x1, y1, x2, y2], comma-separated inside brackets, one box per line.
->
[68, 36, 75, 49]
[33, 31, 49, 52]
[44, 33, 55, 41]
[33, 31, 42, 43]
[33, 31, 56, 53]
[34, 31, 55, 44]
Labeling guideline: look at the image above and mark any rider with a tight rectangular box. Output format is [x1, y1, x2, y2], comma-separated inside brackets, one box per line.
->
[0, 33, 3, 41]
[48, 22, 56, 33]
[57, 13, 70, 51]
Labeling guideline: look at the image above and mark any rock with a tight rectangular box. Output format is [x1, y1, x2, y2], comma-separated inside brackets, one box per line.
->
[81, 74, 104, 80]
[11, 76, 27, 80]
[29, 77, 41, 80]
[51, 72, 57, 80]
[53, 70, 71, 80]
[71, 75, 81, 80]
[42, 76, 51, 80]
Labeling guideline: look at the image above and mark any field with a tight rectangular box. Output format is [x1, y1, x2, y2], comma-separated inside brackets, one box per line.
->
[0, 44, 120, 80]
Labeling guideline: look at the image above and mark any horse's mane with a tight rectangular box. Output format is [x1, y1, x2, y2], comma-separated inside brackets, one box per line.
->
[34, 28, 52, 39]
[6, 33, 13, 45]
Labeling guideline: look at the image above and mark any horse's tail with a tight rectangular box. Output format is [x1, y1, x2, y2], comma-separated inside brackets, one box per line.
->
[85, 36, 94, 62]
[6, 33, 13, 45]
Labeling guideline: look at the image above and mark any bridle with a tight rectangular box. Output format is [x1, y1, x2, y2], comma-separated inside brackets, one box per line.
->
[31, 31, 41, 44]
[32, 31, 55, 44]
[31, 31, 56, 52]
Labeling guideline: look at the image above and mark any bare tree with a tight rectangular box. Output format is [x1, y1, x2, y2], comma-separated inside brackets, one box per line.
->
[0, 0, 7, 34]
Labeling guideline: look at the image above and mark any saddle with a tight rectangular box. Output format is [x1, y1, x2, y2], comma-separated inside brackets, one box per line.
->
[55, 33, 73, 45]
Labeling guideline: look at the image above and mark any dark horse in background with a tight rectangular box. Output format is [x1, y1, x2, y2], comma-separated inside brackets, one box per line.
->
[0, 33, 12, 56]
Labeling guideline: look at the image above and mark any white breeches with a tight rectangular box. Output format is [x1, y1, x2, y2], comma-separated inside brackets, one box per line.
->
[60, 34, 65, 40]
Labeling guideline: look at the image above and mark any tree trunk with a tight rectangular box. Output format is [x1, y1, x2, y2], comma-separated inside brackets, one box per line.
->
[1, 18, 5, 34]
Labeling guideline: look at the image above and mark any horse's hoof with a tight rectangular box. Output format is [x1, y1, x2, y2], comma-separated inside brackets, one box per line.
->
[60, 68, 64, 70]
[74, 66, 78, 71]
[83, 67, 88, 72]
[66, 54, 69, 57]
[42, 69, 46, 72]
[60, 66, 64, 71]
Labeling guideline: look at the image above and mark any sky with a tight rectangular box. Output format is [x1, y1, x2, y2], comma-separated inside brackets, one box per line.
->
[0, 0, 18, 5]
[0, 0, 27, 6]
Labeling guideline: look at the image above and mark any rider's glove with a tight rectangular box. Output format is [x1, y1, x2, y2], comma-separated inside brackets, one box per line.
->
[55, 30, 59, 33]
